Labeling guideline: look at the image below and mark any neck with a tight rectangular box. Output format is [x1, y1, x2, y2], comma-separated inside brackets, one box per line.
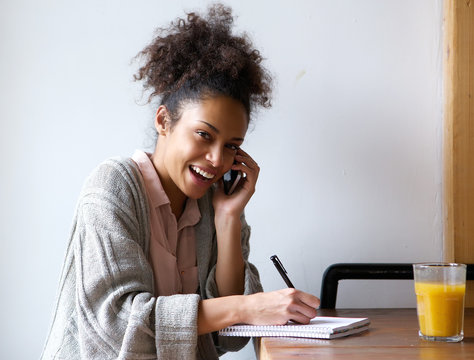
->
[169, 192, 187, 220]
[150, 148, 187, 220]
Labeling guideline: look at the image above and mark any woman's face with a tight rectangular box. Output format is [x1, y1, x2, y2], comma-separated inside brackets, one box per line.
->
[155, 96, 248, 201]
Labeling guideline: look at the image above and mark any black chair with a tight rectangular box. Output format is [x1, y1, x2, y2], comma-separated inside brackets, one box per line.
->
[319, 263, 474, 309]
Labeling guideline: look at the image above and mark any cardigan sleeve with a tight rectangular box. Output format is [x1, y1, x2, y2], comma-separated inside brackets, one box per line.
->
[69, 159, 200, 359]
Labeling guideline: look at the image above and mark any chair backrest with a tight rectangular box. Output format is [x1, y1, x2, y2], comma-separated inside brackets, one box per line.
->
[319, 263, 474, 309]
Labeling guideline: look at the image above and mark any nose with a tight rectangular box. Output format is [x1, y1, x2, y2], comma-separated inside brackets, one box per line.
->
[206, 145, 224, 168]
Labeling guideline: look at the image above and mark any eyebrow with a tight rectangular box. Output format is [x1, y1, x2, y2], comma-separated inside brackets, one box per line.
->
[198, 120, 244, 142]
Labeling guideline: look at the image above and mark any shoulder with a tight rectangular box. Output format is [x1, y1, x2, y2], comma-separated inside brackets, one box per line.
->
[84, 157, 141, 189]
[79, 157, 146, 206]
[86, 157, 140, 184]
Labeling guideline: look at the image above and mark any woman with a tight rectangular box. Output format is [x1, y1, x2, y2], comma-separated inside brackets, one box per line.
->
[41, 4, 319, 360]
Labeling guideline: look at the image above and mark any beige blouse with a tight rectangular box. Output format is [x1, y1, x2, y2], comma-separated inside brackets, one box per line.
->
[132, 150, 200, 296]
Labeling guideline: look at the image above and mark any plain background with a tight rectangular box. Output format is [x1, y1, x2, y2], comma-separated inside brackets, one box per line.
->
[0, 0, 443, 359]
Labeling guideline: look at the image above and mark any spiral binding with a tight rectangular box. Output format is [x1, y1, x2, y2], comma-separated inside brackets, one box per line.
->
[218, 316, 370, 339]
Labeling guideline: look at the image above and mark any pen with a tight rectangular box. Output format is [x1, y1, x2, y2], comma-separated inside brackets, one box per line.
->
[270, 255, 295, 288]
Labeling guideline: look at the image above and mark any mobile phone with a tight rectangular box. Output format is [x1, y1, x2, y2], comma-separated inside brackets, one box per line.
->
[223, 168, 242, 195]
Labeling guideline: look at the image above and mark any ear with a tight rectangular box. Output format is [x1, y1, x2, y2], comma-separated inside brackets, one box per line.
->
[155, 106, 170, 136]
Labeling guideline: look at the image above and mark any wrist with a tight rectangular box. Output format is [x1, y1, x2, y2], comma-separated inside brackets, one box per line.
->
[199, 296, 247, 334]
[235, 294, 249, 324]
[217, 295, 247, 325]
[214, 212, 241, 234]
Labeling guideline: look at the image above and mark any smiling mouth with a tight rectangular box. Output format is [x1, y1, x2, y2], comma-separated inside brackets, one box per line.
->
[190, 165, 215, 181]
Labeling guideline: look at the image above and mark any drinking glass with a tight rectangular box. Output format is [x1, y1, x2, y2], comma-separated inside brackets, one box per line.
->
[413, 263, 466, 342]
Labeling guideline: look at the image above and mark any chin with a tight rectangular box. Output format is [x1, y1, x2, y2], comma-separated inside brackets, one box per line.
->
[184, 185, 212, 200]
[184, 172, 216, 199]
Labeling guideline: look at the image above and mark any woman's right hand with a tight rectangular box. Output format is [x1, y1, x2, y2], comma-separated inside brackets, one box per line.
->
[239, 288, 320, 325]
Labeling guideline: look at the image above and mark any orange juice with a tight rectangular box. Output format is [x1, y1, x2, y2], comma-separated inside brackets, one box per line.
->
[414, 282, 465, 337]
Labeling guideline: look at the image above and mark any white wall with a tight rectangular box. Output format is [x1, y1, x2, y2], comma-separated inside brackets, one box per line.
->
[0, 0, 443, 359]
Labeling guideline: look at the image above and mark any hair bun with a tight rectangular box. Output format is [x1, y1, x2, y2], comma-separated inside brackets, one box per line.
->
[134, 3, 272, 120]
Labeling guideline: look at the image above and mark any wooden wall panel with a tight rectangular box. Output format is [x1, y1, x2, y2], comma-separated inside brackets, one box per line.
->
[443, 0, 474, 305]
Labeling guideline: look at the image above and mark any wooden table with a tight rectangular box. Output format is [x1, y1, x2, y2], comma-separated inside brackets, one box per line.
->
[257, 308, 474, 359]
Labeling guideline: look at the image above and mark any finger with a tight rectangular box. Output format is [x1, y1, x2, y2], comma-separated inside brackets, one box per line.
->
[235, 148, 258, 166]
[232, 160, 258, 180]
[286, 310, 313, 325]
[233, 158, 259, 180]
[297, 291, 321, 309]
[232, 163, 258, 191]
[232, 161, 257, 177]
[235, 154, 259, 170]
[284, 290, 319, 320]
[291, 300, 318, 320]
[236, 147, 250, 157]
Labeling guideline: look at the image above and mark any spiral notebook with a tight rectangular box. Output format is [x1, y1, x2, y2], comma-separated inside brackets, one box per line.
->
[219, 316, 370, 339]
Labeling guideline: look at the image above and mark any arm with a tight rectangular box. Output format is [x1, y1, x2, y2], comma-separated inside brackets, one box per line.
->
[212, 149, 259, 297]
[198, 289, 321, 335]
[214, 212, 245, 295]
[73, 159, 200, 359]
[202, 150, 320, 346]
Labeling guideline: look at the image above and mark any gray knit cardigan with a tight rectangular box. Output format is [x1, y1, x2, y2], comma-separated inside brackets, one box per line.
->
[41, 157, 263, 359]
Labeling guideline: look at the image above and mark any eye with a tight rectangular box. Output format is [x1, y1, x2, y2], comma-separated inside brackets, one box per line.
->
[196, 130, 211, 140]
[225, 144, 240, 151]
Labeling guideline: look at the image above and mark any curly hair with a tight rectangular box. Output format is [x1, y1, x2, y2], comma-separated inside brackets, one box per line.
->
[134, 3, 272, 124]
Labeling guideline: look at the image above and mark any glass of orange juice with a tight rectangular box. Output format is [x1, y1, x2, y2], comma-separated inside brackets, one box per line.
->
[413, 263, 466, 342]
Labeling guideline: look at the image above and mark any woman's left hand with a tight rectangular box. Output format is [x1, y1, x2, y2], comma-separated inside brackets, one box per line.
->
[212, 148, 260, 218]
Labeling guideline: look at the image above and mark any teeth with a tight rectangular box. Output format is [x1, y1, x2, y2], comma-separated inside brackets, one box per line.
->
[191, 166, 215, 179]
